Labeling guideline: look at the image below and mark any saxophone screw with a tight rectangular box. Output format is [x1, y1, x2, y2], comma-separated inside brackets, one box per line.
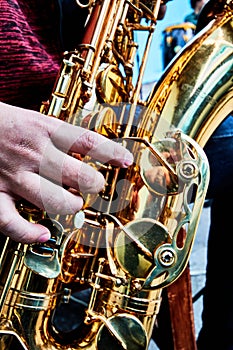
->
[180, 161, 198, 180]
[115, 278, 123, 287]
[131, 279, 142, 291]
[158, 248, 176, 267]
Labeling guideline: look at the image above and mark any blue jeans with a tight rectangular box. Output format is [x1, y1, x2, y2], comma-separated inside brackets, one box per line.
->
[204, 115, 233, 198]
[197, 115, 233, 350]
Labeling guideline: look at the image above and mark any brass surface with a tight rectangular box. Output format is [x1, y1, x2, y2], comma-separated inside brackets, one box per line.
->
[0, 0, 232, 349]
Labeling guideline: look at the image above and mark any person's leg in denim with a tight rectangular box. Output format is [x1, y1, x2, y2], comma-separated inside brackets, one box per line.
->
[197, 115, 233, 350]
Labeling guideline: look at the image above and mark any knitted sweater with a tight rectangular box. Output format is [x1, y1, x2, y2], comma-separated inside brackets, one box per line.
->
[0, 0, 62, 110]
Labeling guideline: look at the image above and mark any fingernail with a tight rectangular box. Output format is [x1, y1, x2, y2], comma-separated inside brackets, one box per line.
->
[38, 231, 51, 243]
[123, 152, 134, 167]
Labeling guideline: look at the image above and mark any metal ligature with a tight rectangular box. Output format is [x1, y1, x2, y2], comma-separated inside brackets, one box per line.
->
[0, 0, 233, 349]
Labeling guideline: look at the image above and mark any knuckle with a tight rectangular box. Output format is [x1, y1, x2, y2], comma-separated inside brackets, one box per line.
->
[78, 167, 105, 193]
[80, 132, 99, 154]
[44, 192, 83, 214]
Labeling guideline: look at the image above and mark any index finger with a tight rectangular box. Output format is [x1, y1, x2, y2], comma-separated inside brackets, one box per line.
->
[46, 117, 134, 168]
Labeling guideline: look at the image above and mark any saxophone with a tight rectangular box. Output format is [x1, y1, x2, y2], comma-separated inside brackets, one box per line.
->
[0, 0, 232, 349]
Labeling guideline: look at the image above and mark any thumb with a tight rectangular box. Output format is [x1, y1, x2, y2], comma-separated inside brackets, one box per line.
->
[0, 192, 50, 243]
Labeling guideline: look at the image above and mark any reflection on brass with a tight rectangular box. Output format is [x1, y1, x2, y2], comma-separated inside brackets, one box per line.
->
[0, 1, 233, 349]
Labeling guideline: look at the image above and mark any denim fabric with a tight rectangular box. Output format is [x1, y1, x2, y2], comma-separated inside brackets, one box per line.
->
[197, 115, 233, 350]
[204, 115, 233, 199]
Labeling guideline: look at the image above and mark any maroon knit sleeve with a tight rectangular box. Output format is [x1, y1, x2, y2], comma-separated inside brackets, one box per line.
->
[0, 0, 61, 110]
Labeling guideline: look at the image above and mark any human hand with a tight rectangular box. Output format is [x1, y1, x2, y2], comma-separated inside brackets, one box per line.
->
[0, 102, 133, 243]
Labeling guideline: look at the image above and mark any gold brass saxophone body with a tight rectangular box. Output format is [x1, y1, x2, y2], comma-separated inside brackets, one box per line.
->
[0, 0, 232, 349]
